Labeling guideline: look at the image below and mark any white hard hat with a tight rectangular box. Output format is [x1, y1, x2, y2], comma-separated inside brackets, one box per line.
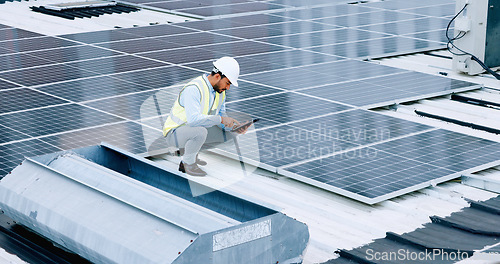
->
[213, 56, 240, 87]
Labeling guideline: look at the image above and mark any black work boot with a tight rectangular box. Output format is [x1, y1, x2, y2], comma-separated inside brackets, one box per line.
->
[178, 161, 185, 173]
[176, 149, 206, 165]
[178, 161, 207, 177]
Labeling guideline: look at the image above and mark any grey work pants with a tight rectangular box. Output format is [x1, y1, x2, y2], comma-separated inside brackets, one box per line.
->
[165, 125, 232, 165]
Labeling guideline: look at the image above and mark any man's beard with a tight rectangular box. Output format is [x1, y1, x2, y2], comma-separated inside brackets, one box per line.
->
[213, 82, 223, 93]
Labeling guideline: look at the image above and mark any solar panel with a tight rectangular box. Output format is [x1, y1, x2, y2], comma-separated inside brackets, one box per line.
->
[120, 0, 160, 4]
[401, 3, 456, 18]
[225, 92, 353, 127]
[363, 71, 478, 93]
[156, 32, 239, 48]
[59, 30, 142, 44]
[108, 66, 201, 89]
[213, 25, 293, 40]
[269, 0, 354, 8]
[40, 121, 157, 155]
[118, 24, 196, 38]
[196, 0, 252, 4]
[140, 46, 224, 65]
[0, 64, 97, 86]
[356, 17, 451, 36]
[213, 21, 340, 39]
[83, 90, 178, 120]
[176, 2, 288, 17]
[0, 53, 52, 71]
[0, 54, 167, 86]
[96, 38, 178, 54]
[310, 10, 424, 28]
[286, 60, 407, 81]
[240, 60, 404, 91]
[371, 129, 500, 172]
[296, 71, 480, 108]
[60, 25, 194, 45]
[140, 0, 251, 10]
[182, 52, 341, 76]
[173, 18, 248, 31]
[139, 40, 287, 65]
[221, 13, 297, 26]
[64, 55, 167, 75]
[1, 0, 497, 206]
[281, 129, 500, 204]
[27, 45, 120, 64]
[280, 145, 455, 203]
[307, 36, 444, 59]
[183, 56, 285, 75]
[255, 28, 390, 49]
[213, 124, 358, 169]
[271, 4, 375, 19]
[201, 40, 287, 57]
[241, 49, 344, 68]
[362, 0, 453, 10]
[0, 28, 43, 41]
[0, 47, 13, 55]
[225, 80, 283, 102]
[299, 79, 414, 108]
[241, 65, 350, 91]
[1, 104, 125, 137]
[288, 109, 433, 144]
[2, 36, 79, 52]
[0, 88, 68, 113]
[213, 108, 434, 172]
[146, 1, 212, 10]
[35, 76, 156, 102]
[403, 30, 450, 44]
[0, 125, 29, 144]
[0, 79, 20, 90]
[0, 139, 62, 177]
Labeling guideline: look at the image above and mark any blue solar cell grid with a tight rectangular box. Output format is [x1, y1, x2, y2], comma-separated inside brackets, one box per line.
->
[1, 0, 497, 206]
[282, 129, 500, 203]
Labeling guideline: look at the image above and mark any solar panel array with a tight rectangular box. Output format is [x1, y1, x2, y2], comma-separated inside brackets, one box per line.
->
[281, 129, 500, 204]
[1, 0, 499, 204]
[213, 109, 500, 203]
[123, 0, 351, 17]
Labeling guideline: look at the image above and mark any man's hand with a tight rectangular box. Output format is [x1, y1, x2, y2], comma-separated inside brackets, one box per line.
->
[232, 120, 252, 134]
[221, 116, 239, 129]
[234, 125, 249, 134]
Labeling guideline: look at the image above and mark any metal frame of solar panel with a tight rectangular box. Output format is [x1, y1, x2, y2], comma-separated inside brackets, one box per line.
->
[0, 0, 498, 205]
[279, 129, 500, 204]
[209, 108, 500, 204]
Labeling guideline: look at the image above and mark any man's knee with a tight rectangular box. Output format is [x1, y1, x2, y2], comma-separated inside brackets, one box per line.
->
[194, 127, 208, 141]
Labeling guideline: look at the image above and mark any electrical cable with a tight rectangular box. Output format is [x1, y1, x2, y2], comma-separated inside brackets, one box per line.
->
[446, 3, 500, 80]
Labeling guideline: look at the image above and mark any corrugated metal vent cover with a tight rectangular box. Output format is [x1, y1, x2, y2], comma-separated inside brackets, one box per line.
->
[31, 1, 140, 20]
[0, 0, 22, 4]
[44, 0, 116, 10]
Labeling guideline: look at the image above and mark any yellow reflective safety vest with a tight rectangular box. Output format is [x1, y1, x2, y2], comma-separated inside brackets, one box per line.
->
[163, 76, 225, 136]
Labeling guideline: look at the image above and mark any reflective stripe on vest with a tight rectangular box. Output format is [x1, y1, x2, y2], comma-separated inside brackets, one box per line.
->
[163, 76, 225, 136]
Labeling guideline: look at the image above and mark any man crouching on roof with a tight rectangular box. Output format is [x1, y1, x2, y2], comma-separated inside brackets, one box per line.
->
[162, 57, 247, 176]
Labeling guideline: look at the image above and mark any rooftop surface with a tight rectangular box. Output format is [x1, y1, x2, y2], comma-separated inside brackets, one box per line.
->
[0, 0, 500, 263]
